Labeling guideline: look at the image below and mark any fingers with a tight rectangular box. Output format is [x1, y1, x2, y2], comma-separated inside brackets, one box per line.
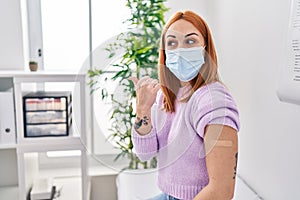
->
[138, 76, 150, 87]
[149, 79, 158, 85]
[128, 77, 139, 87]
[153, 83, 161, 93]
[128, 76, 150, 89]
[129, 76, 159, 91]
[139, 77, 160, 91]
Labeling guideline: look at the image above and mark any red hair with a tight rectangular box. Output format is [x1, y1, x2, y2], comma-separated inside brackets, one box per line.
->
[159, 10, 220, 112]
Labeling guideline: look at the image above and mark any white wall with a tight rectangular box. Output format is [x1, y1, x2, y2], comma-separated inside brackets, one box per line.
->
[204, 0, 300, 199]
[165, 0, 208, 20]
[0, 0, 24, 70]
[170, 0, 300, 199]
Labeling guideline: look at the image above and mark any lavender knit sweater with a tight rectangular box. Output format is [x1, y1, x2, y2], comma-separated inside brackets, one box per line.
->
[132, 82, 240, 200]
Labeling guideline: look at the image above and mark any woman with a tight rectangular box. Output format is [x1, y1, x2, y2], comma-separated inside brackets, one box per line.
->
[129, 10, 240, 200]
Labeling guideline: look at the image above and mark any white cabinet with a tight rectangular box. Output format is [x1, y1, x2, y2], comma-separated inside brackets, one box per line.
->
[0, 71, 89, 200]
[0, 89, 16, 145]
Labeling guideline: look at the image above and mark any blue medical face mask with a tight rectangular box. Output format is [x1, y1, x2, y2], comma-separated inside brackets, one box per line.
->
[165, 46, 205, 82]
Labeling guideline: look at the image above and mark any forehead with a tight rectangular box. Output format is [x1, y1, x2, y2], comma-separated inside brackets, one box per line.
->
[166, 19, 202, 37]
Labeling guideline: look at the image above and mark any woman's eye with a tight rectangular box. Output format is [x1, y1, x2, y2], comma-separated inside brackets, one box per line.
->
[167, 41, 177, 46]
[186, 39, 195, 44]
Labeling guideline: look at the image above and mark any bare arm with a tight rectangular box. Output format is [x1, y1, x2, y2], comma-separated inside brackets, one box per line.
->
[134, 107, 153, 135]
[193, 124, 238, 200]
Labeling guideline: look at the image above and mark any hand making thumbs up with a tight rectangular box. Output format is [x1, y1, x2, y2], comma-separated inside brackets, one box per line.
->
[128, 76, 160, 111]
[128, 76, 160, 135]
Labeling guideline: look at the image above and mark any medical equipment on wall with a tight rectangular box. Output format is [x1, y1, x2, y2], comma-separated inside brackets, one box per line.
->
[277, 0, 300, 105]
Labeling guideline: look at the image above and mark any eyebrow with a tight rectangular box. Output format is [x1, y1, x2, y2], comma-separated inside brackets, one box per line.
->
[166, 34, 176, 38]
[166, 33, 199, 38]
[185, 33, 199, 37]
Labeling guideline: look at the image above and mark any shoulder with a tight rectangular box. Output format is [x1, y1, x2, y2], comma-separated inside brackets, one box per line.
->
[190, 81, 239, 117]
[191, 81, 233, 105]
[189, 81, 240, 133]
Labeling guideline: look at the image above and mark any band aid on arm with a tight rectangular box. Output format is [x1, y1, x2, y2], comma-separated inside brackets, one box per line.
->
[213, 140, 233, 147]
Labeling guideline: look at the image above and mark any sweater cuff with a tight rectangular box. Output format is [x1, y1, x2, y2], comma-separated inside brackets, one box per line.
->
[132, 128, 158, 154]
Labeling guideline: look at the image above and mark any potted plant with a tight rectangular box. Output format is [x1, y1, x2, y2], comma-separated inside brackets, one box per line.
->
[29, 61, 38, 71]
[88, 0, 168, 199]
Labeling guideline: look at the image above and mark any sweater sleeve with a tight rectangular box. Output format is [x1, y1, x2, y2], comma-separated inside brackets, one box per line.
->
[131, 90, 163, 161]
[131, 128, 158, 162]
[191, 83, 240, 138]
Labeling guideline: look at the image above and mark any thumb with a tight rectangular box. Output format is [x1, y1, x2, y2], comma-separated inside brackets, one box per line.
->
[128, 77, 139, 87]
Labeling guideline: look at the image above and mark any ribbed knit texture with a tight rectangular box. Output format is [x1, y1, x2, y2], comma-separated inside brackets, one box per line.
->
[132, 82, 240, 200]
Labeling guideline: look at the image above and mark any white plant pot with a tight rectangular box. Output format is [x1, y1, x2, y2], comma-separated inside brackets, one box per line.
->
[116, 168, 161, 200]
